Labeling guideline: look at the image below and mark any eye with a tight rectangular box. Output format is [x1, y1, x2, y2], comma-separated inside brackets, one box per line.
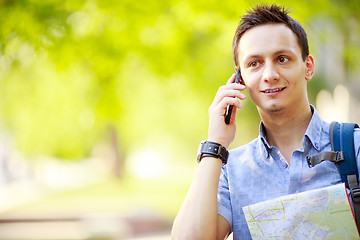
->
[278, 56, 289, 63]
[249, 61, 259, 68]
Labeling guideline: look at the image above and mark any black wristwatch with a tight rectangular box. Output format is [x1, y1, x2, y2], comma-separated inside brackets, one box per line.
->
[197, 141, 229, 164]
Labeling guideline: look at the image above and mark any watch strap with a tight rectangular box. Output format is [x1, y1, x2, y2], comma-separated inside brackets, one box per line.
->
[197, 141, 228, 164]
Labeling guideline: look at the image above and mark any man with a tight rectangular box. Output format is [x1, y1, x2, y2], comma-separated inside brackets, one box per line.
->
[171, 4, 360, 240]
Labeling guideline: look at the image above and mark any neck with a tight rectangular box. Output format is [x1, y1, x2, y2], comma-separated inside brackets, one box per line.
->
[259, 102, 312, 163]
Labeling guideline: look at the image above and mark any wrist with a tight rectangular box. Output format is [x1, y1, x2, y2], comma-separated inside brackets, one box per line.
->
[197, 141, 229, 164]
[207, 138, 230, 149]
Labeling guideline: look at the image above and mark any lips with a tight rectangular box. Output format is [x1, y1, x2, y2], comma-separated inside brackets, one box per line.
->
[261, 87, 286, 93]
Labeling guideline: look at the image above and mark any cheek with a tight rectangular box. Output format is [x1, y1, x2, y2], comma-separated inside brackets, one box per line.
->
[245, 85, 258, 103]
[243, 77, 258, 101]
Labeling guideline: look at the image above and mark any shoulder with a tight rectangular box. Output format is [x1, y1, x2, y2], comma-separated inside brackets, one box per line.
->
[220, 137, 268, 186]
[225, 137, 262, 167]
[229, 137, 259, 156]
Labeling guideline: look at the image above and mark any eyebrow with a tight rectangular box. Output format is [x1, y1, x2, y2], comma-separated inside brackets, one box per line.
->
[243, 49, 296, 63]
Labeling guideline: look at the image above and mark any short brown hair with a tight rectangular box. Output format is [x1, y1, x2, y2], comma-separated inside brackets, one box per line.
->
[232, 4, 309, 67]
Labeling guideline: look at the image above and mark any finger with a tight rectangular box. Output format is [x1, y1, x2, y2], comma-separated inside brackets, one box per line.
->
[213, 89, 247, 105]
[226, 97, 243, 110]
[211, 96, 243, 117]
[225, 89, 246, 100]
[223, 83, 247, 91]
[229, 100, 242, 123]
[226, 73, 246, 88]
[226, 73, 236, 84]
[218, 83, 247, 95]
[215, 84, 247, 101]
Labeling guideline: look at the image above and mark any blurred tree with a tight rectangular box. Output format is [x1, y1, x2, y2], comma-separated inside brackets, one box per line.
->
[0, 0, 358, 161]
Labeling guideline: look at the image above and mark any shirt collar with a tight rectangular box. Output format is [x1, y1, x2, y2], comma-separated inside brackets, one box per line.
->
[258, 105, 322, 157]
[303, 105, 322, 151]
[259, 122, 271, 158]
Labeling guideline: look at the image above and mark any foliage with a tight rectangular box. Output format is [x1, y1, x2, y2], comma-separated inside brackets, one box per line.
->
[0, 0, 359, 160]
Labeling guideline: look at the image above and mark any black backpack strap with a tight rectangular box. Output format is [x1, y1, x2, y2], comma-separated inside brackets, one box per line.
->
[331, 122, 360, 232]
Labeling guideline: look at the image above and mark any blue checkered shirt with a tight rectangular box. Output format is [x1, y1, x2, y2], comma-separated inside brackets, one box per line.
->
[217, 106, 360, 239]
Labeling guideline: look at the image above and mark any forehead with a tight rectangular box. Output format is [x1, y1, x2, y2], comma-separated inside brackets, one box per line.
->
[238, 23, 302, 63]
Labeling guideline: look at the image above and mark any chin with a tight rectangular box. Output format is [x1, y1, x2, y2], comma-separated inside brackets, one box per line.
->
[258, 103, 285, 114]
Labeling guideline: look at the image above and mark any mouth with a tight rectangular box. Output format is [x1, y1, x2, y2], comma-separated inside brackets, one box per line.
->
[261, 87, 286, 93]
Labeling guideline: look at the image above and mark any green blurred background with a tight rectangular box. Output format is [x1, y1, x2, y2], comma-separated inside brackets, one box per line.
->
[0, 0, 359, 239]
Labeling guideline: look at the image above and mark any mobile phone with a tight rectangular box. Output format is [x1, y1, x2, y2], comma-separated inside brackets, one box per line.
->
[224, 69, 242, 124]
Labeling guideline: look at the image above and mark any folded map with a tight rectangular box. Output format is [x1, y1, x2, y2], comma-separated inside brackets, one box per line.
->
[243, 183, 360, 239]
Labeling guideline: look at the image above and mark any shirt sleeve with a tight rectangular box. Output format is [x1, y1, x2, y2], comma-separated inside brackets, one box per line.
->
[217, 164, 233, 228]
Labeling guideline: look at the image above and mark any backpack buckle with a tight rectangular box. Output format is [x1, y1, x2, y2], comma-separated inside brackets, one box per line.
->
[351, 187, 360, 203]
[306, 156, 313, 168]
[306, 151, 344, 168]
[336, 151, 345, 162]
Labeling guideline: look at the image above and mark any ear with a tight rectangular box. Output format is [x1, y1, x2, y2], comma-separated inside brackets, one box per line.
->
[305, 55, 315, 81]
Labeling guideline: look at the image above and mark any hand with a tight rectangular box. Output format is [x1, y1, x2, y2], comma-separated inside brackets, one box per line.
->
[207, 73, 246, 149]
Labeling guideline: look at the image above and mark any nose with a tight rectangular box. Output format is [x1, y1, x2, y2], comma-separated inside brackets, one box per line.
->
[261, 62, 280, 83]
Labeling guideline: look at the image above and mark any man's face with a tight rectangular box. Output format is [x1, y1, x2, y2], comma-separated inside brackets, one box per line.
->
[237, 23, 313, 115]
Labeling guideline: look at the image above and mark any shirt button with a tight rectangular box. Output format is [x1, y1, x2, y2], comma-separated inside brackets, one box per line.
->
[284, 164, 288, 169]
[315, 143, 319, 149]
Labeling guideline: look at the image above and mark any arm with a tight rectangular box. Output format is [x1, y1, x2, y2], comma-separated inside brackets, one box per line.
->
[171, 73, 246, 240]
